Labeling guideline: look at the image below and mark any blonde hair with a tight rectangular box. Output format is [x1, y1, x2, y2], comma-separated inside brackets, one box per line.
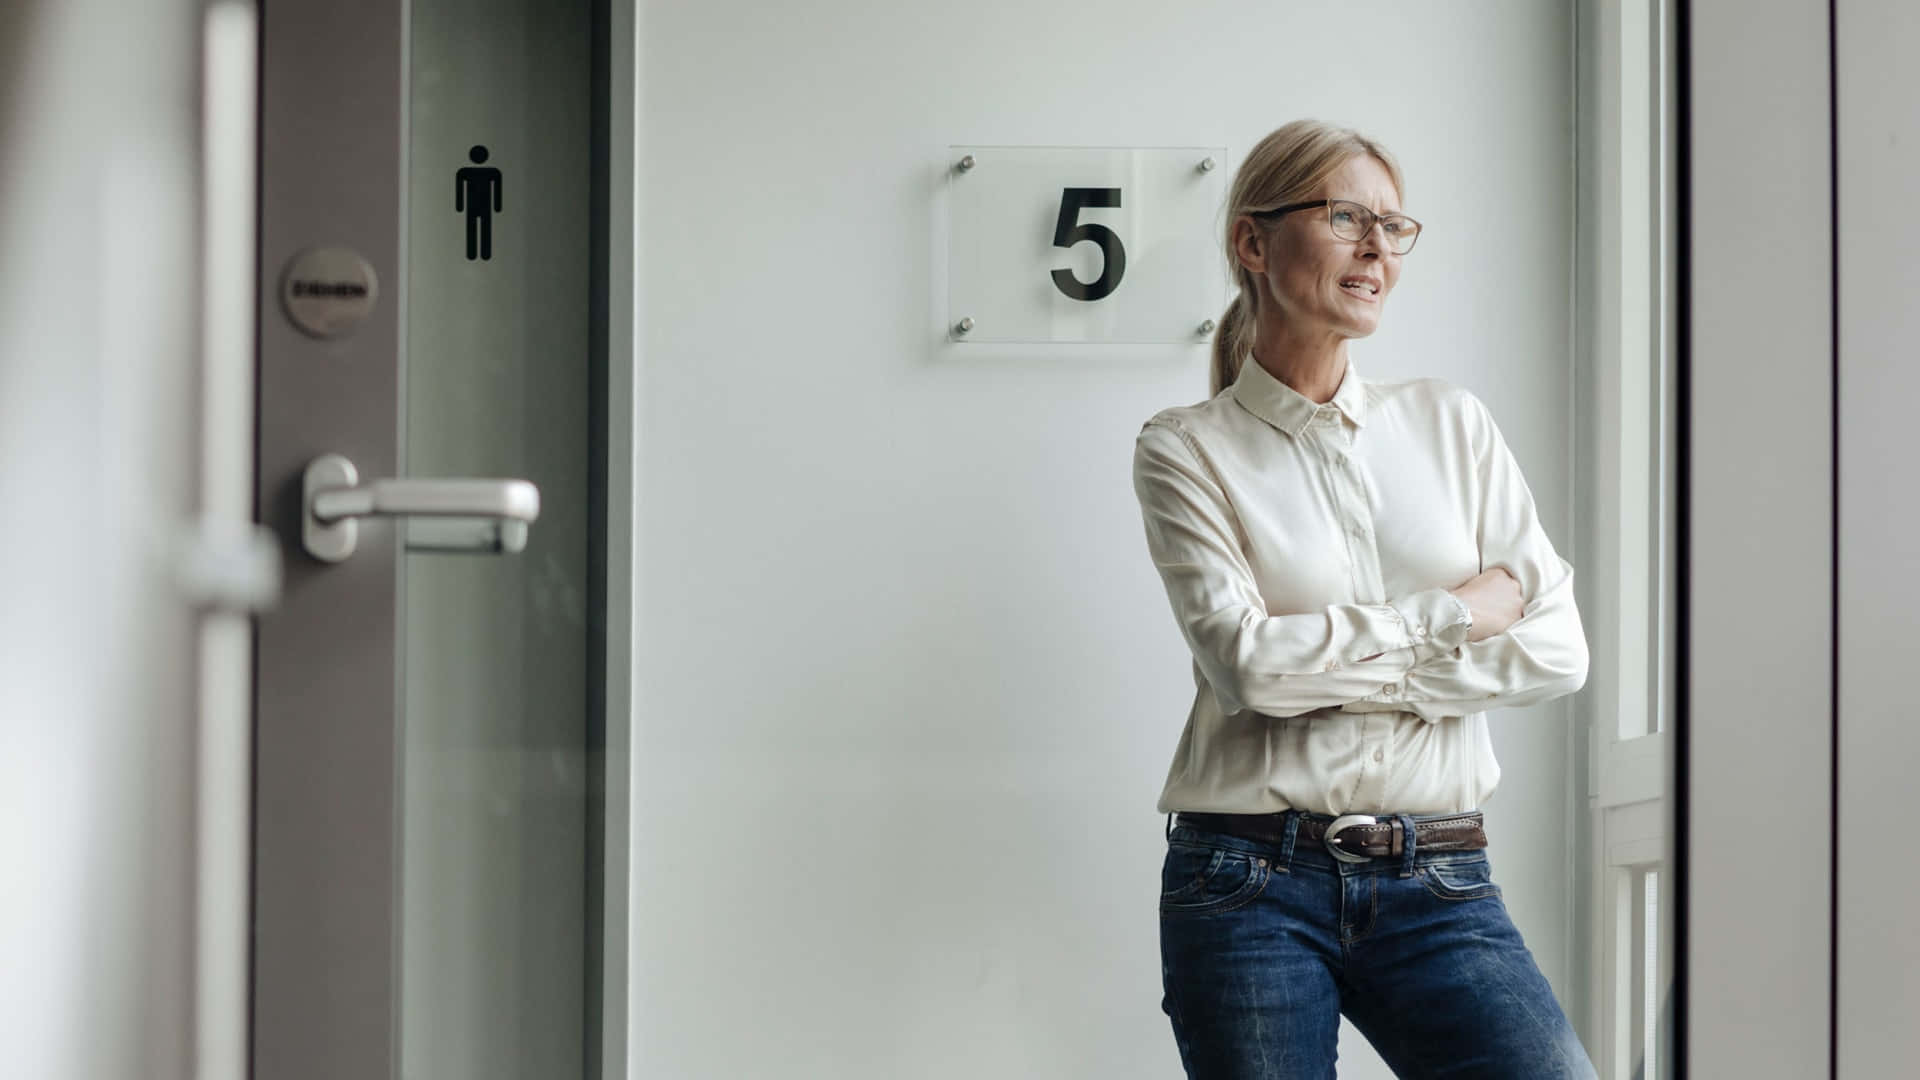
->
[1209, 120, 1407, 396]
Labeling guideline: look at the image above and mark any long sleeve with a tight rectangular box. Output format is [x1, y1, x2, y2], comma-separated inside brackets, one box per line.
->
[1134, 419, 1472, 719]
[1340, 392, 1589, 722]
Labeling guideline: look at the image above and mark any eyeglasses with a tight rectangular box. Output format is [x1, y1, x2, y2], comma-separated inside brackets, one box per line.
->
[1249, 198, 1423, 255]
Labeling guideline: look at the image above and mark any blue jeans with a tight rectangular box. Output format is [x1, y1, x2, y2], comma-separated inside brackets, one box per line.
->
[1159, 812, 1598, 1079]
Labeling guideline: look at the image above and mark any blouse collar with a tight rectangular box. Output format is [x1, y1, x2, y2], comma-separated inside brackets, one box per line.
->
[1232, 354, 1371, 438]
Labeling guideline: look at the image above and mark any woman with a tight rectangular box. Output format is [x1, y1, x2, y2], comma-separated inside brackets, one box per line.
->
[1131, 119, 1597, 1078]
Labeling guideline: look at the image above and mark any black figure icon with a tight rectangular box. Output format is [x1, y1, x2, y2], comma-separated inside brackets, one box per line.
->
[456, 145, 503, 261]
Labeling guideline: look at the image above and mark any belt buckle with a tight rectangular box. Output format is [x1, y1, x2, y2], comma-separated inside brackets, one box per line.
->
[1323, 813, 1378, 864]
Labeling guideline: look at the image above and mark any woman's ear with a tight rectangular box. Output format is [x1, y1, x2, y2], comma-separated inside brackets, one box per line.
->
[1231, 216, 1268, 275]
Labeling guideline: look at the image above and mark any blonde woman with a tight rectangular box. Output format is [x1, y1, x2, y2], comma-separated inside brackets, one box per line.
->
[1132, 120, 1597, 1078]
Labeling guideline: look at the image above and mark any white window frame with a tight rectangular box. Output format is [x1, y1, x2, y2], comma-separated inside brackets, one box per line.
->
[1579, 1, 1681, 1075]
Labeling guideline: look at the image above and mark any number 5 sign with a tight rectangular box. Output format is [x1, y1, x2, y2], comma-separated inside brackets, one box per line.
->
[946, 145, 1228, 344]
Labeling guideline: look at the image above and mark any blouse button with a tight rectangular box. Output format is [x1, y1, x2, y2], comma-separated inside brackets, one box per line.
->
[1373, 749, 1385, 763]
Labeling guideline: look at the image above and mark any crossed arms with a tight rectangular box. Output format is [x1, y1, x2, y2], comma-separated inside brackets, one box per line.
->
[1132, 402, 1589, 723]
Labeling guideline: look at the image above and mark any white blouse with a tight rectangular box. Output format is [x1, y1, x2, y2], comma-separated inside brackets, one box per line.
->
[1131, 356, 1589, 816]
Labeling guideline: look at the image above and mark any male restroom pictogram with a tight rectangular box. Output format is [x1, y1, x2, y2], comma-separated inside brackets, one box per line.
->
[456, 145, 503, 261]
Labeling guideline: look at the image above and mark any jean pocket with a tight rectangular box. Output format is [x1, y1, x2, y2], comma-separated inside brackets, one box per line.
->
[1416, 855, 1502, 902]
[1159, 842, 1269, 918]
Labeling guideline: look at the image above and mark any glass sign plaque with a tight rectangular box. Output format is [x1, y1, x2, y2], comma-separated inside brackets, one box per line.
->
[947, 145, 1228, 344]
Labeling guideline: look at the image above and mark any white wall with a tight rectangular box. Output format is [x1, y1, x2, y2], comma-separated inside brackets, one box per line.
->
[1683, 1, 1835, 1076]
[632, 1, 1578, 1075]
[1837, 0, 1920, 1072]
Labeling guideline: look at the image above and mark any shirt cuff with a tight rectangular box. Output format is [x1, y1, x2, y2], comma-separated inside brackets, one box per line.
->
[1388, 587, 1474, 664]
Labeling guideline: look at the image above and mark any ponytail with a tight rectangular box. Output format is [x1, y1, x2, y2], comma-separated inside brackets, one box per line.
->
[1208, 292, 1254, 397]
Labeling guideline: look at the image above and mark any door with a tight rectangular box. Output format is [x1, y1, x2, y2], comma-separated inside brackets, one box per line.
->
[251, 2, 615, 1077]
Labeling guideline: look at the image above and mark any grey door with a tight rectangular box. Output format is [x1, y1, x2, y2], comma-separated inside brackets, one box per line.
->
[252, 2, 604, 1077]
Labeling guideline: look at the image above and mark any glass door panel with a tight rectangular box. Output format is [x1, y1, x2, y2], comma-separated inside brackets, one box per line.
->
[402, 2, 594, 1077]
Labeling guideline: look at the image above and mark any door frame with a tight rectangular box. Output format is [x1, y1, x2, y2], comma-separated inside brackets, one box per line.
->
[598, 0, 638, 1075]
[252, 2, 407, 1073]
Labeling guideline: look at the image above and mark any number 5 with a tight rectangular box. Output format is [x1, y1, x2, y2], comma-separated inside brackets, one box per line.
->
[1051, 187, 1126, 301]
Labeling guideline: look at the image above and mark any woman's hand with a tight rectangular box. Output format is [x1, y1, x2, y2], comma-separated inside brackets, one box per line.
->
[1355, 568, 1523, 662]
[1451, 567, 1522, 642]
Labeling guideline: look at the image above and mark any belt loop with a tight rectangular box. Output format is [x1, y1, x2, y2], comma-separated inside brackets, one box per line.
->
[1165, 812, 1173, 841]
[1398, 813, 1417, 878]
[1279, 810, 1299, 872]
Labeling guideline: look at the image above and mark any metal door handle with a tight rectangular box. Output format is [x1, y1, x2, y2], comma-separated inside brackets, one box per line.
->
[302, 452, 541, 562]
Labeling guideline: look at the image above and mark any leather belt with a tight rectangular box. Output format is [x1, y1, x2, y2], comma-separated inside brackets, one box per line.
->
[1175, 810, 1486, 863]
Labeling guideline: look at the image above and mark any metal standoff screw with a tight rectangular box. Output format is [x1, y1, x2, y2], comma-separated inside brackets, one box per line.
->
[954, 316, 975, 335]
[1198, 319, 1217, 335]
[956, 154, 976, 173]
[1197, 157, 1217, 173]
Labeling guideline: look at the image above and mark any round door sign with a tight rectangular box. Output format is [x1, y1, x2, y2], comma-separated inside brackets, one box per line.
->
[280, 247, 379, 338]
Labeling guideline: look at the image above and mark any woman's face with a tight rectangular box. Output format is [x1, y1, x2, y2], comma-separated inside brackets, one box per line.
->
[1241, 154, 1405, 342]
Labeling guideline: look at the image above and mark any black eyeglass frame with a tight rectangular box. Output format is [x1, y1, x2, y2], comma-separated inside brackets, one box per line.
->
[1247, 198, 1424, 254]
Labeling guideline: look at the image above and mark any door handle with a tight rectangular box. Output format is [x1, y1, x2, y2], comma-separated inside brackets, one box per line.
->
[301, 452, 541, 562]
